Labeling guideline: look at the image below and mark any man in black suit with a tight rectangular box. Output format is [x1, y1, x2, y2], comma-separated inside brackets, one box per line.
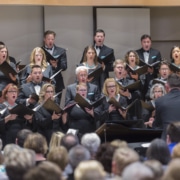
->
[65, 66, 100, 106]
[153, 73, 180, 140]
[94, 29, 115, 87]
[17, 65, 45, 108]
[136, 34, 162, 99]
[43, 30, 67, 100]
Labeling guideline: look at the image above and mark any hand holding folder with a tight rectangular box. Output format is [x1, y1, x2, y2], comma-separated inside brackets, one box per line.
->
[139, 59, 161, 68]
[126, 64, 148, 76]
[74, 93, 105, 109]
[117, 80, 141, 91]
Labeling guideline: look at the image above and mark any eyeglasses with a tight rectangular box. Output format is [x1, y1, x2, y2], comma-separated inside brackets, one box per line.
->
[46, 91, 54, 93]
[7, 91, 17, 93]
[79, 74, 87, 78]
[107, 85, 116, 88]
[78, 89, 87, 92]
[154, 91, 163, 93]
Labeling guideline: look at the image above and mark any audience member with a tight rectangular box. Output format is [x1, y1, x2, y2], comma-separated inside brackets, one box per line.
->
[24, 161, 62, 180]
[122, 161, 154, 180]
[16, 129, 33, 147]
[81, 132, 101, 159]
[24, 133, 48, 165]
[166, 122, 180, 154]
[74, 160, 106, 180]
[111, 147, 139, 178]
[49, 131, 65, 151]
[146, 138, 170, 166]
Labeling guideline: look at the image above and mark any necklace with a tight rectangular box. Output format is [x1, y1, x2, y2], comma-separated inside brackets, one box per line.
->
[85, 63, 96, 69]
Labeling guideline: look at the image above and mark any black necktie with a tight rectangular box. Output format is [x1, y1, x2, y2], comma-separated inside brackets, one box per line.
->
[45, 47, 53, 50]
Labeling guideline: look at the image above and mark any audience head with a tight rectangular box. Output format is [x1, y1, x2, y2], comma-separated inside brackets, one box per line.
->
[113, 59, 126, 79]
[30, 65, 43, 83]
[4, 148, 36, 180]
[140, 34, 152, 51]
[76, 83, 87, 98]
[81, 133, 101, 159]
[166, 121, 180, 144]
[124, 50, 140, 65]
[49, 131, 65, 151]
[144, 160, 164, 179]
[39, 83, 55, 103]
[94, 29, 105, 46]
[60, 133, 79, 151]
[16, 129, 32, 148]
[112, 147, 140, 176]
[43, 30, 56, 49]
[102, 78, 119, 97]
[170, 45, 180, 62]
[96, 143, 116, 174]
[2, 83, 18, 101]
[75, 66, 88, 83]
[150, 83, 166, 100]
[24, 133, 48, 155]
[122, 161, 154, 180]
[74, 160, 106, 180]
[24, 161, 62, 180]
[47, 146, 69, 171]
[30, 47, 47, 68]
[163, 158, 180, 180]
[82, 45, 98, 65]
[110, 139, 128, 149]
[68, 145, 91, 170]
[146, 138, 170, 165]
[158, 61, 170, 79]
[172, 142, 180, 158]
[166, 73, 180, 90]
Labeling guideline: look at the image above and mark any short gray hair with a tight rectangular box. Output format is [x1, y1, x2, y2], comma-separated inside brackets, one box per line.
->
[75, 66, 88, 75]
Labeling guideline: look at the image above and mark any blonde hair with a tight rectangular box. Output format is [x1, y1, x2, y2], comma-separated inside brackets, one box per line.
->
[102, 78, 119, 96]
[29, 47, 47, 70]
[49, 132, 65, 151]
[113, 59, 126, 69]
[39, 83, 55, 103]
[74, 160, 106, 180]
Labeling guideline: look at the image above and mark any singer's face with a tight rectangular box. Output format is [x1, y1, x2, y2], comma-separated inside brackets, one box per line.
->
[31, 67, 43, 83]
[44, 34, 55, 48]
[45, 86, 54, 100]
[77, 70, 88, 83]
[94, 32, 105, 46]
[86, 49, 95, 61]
[141, 37, 151, 51]
[0, 48, 7, 64]
[77, 86, 87, 98]
[34, 51, 43, 64]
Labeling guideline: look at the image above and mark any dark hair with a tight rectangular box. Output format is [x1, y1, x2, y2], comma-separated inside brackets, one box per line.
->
[141, 34, 151, 41]
[170, 45, 180, 62]
[44, 30, 56, 38]
[167, 73, 180, 88]
[95, 143, 116, 173]
[167, 122, 180, 143]
[60, 133, 79, 151]
[16, 129, 32, 147]
[31, 64, 42, 72]
[94, 29, 105, 36]
[146, 138, 170, 165]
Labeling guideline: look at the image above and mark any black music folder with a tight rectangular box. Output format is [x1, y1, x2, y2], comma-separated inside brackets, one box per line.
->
[126, 64, 148, 76]
[88, 66, 103, 79]
[140, 100, 155, 111]
[74, 93, 105, 109]
[117, 80, 141, 91]
[152, 78, 166, 86]
[108, 97, 137, 111]
[169, 63, 180, 73]
[42, 69, 62, 82]
[0, 61, 17, 78]
[139, 59, 160, 68]
[42, 47, 62, 62]
[43, 98, 76, 114]
[9, 104, 34, 116]
[98, 52, 114, 64]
